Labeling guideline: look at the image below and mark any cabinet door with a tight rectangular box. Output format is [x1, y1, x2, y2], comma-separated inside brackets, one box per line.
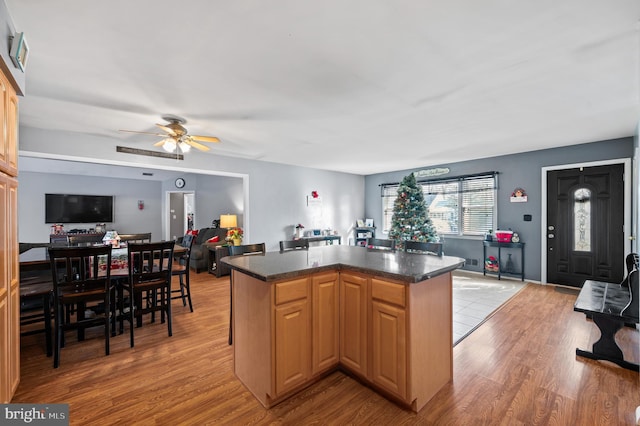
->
[0, 74, 17, 177]
[7, 177, 18, 396]
[371, 300, 407, 399]
[274, 299, 310, 396]
[339, 273, 368, 377]
[312, 272, 339, 375]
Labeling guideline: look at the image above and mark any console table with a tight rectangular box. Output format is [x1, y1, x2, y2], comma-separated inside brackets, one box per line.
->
[483, 241, 525, 281]
[301, 235, 341, 245]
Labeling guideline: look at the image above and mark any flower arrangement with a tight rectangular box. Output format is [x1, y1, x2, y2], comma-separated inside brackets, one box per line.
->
[227, 227, 243, 245]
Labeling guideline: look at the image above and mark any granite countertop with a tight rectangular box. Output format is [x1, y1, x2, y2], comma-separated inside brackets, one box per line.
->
[221, 245, 465, 283]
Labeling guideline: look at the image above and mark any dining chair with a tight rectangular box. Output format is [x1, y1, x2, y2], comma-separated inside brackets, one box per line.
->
[228, 243, 266, 345]
[48, 245, 114, 368]
[279, 239, 309, 251]
[171, 233, 195, 312]
[403, 240, 444, 256]
[366, 238, 396, 250]
[19, 270, 53, 357]
[67, 234, 105, 247]
[120, 241, 174, 347]
[118, 233, 152, 244]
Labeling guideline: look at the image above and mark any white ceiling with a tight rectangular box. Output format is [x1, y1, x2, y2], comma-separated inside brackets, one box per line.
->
[6, 1, 639, 175]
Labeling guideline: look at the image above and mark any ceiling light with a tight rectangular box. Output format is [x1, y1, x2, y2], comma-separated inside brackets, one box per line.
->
[178, 141, 191, 153]
[162, 139, 176, 152]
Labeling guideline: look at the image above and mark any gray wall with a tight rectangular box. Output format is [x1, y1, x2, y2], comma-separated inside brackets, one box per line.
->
[18, 126, 364, 252]
[365, 137, 635, 281]
[19, 171, 164, 242]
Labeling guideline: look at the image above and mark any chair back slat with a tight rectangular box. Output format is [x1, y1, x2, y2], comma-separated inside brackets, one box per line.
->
[119, 233, 152, 244]
[229, 243, 266, 256]
[403, 240, 443, 256]
[279, 239, 309, 251]
[127, 241, 174, 285]
[48, 246, 112, 294]
[366, 238, 395, 250]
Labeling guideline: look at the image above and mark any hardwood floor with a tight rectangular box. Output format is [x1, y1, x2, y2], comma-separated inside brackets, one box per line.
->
[14, 272, 639, 425]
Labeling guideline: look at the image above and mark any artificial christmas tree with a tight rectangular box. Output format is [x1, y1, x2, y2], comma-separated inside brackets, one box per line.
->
[388, 172, 439, 250]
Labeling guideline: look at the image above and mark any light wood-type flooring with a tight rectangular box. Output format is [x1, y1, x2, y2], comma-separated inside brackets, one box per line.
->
[14, 271, 639, 425]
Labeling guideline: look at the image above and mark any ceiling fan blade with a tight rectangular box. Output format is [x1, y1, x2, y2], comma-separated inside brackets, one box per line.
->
[185, 139, 211, 152]
[153, 140, 166, 147]
[155, 123, 177, 136]
[190, 135, 220, 143]
[119, 129, 166, 137]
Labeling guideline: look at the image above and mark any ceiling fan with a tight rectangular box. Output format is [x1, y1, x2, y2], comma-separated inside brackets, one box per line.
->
[119, 114, 220, 153]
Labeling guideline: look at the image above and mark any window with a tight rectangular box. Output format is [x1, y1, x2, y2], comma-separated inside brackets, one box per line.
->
[382, 173, 497, 237]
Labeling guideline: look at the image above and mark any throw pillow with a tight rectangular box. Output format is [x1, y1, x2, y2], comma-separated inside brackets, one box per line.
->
[207, 236, 220, 243]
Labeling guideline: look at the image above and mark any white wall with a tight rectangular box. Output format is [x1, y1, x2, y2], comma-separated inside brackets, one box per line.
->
[19, 126, 365, 251]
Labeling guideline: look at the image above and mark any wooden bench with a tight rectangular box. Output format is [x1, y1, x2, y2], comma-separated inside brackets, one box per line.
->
[573, 266, 638, 371]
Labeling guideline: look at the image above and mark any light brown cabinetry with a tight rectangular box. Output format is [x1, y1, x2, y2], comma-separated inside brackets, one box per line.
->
[339, 272, 368, 377]
[311, 272, 339, 375]
[371, 278, 407, 400]
[233, 271, 338, 407]
[0, 67, 19, 403]
[274, 277, 311, 395]
[233, 268, 454, 412]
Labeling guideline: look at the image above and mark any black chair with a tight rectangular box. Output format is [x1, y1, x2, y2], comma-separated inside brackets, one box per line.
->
[403, 240, 444, 256]
[279, 239, 309, 251]
[366, 238, 396, 250]
[171, 233, 195, 312]
[20, 270, 53, 357]
[121, 241, 174, 347]
[48, 245, 114, 368]
[67, 234, 105, 247]
[119, 233, 152, 244]
[228, 243, 266, 345]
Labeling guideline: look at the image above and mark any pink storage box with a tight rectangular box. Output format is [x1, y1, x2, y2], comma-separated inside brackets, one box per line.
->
[495, 230, 513, 242]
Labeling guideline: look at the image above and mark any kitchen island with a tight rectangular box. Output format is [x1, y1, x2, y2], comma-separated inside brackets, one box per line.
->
[222, 245, 464, 412]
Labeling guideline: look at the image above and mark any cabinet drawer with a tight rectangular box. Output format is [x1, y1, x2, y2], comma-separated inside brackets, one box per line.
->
[371, 278, 405, 307]
[275, 277, 309, 305]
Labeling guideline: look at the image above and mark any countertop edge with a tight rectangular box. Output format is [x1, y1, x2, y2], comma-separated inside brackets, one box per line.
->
[222, 256, 465, 283]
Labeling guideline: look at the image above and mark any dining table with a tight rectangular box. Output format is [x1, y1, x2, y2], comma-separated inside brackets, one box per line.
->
[19, 243, 187, 273]
[18, 243, 187, 350]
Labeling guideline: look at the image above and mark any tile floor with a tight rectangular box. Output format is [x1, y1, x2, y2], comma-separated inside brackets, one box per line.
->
[452, 270, 527, 345]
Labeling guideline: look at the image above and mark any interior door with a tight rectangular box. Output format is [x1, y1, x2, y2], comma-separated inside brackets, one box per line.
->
[547, 164, 625, 287]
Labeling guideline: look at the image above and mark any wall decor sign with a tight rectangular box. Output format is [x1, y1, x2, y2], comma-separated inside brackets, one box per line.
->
[414, 167, 450, 178]
[9, 32, 29, 72]
[510, 187, 527, 203]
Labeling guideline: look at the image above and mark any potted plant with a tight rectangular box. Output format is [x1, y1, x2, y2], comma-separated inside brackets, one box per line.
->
[227, 227, 243, 246]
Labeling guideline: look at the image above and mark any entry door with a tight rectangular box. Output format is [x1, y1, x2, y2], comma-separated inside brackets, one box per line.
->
[547, 164, 625, 287]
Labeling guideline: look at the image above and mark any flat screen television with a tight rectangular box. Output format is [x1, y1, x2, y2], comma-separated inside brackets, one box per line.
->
[45, 194, 114, 224]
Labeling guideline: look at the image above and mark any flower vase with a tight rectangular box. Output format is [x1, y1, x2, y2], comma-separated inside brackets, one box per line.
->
[233, 238, 241, 246]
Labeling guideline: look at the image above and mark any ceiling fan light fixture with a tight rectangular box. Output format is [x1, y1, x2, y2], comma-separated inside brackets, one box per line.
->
[162, 139, 176, 152]
[178, 141, 191, 153]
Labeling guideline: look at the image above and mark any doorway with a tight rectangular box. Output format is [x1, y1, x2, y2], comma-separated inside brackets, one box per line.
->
[546, 163, 626, 287]
[167, 191, 195, 241]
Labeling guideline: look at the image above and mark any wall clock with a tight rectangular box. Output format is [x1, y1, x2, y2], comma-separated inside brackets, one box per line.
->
[175, 178, 185, 188]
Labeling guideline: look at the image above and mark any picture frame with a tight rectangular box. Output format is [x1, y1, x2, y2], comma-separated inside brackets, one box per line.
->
[365, 218, 374, 227]
[10, 32, 29, 72]
[357, 219, 365, 227]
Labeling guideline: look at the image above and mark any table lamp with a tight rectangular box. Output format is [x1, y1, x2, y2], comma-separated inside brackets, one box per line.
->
[220, 214, 237, 229]
[220, 214, 238, 245]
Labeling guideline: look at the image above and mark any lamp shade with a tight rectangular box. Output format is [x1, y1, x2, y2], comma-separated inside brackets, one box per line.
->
[220, 214, 237, 228]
